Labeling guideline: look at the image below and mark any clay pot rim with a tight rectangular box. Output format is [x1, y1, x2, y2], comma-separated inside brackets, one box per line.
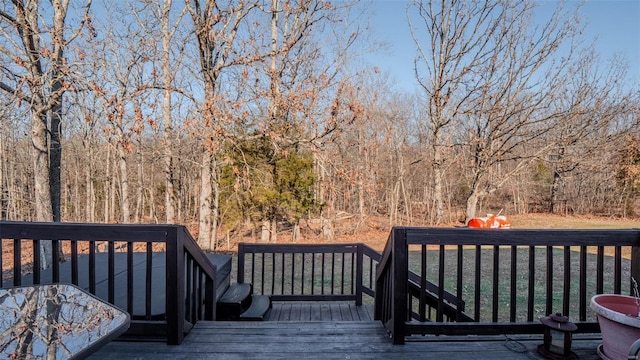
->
[590, 294, 640, 328]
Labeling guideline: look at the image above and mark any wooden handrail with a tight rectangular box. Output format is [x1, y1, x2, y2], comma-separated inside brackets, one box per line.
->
[0, 221, 218, 345]
[374, 227, 640, 344]
[236, 241, 460, 319]
[238, 243, 370, 302]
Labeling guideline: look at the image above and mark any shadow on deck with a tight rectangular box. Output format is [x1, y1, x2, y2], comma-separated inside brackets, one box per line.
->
[88, 301, 603, 360]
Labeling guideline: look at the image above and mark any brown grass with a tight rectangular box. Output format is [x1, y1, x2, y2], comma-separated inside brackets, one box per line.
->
[3, 214, 637, 273]
[254, 213, 640, 252]
[508, 213, 640, 229]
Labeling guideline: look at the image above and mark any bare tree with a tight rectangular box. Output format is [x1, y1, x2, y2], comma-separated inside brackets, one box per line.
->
[0, 0, 91, 222]
[409, 0, 505, 224]
[82, 4, 163, 223]
[159, 0, 184, 224]
[136, 0, 189, 224]
[546, 53, 635, 214]
[187, 0, 264, 250]
[617, 133, 640, 217]
[0, 0, 91, 266]
[410, 0, 591, 222]
[457, 1, 586, 221]
[0, 98, 12, 220]
[253, 0, 361, 241]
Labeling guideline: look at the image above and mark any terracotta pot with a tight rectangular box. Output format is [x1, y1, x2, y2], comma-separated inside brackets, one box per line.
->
[590, 294, 640, 360]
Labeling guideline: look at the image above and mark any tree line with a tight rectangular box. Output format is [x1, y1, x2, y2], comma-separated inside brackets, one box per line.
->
[1, 0, 638, 251]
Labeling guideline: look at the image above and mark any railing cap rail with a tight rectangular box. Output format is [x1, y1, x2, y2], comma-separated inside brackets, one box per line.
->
[0, 221, 187, 242]
[239, 242, 361, 253]
[392, 227, 640, 246]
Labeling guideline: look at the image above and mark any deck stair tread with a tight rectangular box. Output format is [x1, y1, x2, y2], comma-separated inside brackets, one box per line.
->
[217, 283, 272, 321]
[218, 282, 252, 305]
[216, 283, 272, 321]
[239, 295, 272, 321]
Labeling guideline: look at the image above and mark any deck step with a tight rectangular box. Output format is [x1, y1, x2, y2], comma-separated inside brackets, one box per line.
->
[219, 283, 252, 305]
[217, 283, 253, 320]
[240, 295, 272, 321]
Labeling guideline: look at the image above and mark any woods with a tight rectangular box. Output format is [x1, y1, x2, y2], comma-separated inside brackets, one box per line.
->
[1, 0, 638, 250]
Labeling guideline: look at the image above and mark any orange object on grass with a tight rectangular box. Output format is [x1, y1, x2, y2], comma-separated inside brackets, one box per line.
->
[467, 214, 510, 229]
[495, 215, 510, 228]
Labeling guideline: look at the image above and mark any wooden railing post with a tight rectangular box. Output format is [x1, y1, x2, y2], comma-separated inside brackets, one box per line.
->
[373, 249, 387, 321]
[631, 230, 640, 296]
[391, 227, 408, 345]
[237, 243, 245, 284]
[204, 273, 215, 320]
[355, 244, 363, 306]
[165, 226, 185, 345]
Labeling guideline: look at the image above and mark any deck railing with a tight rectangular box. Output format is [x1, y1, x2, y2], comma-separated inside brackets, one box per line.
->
[0, 221, 218, 345]
[375, 227, 640, 344]
[237, 242, 467, 322]
[237, 243, 379, 304]
[5, 222, 630, 346]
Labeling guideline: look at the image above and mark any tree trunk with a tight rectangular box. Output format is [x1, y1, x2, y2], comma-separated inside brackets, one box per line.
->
[198, 152, 213, 249]
[32, 111, 53, 222]
[163, 135, 176, 223]
[49, 107, 62, 222]
[550, 169, 561, 214]
[162, 0, 176, 224]
[105, 146, 112, 222]
[401, 176, 410, 225]
[135, 146, 144, 223]
[314, 152, 324, 213]
[32, 111, 54, 268]
[432, 143, 444, 225]
[389, 180, 399, 226]
[270, 220, 277, 242]
[465, 191, 480, 222]
[292, 223, 300, 242]
[211, 158, 219, 249]
[118, 146, 131, 223]
[259, 220, 277, 242]
[357, 178, 365, 221]
[321, 217, 334, 240]
[198, 151, 218, 250]
[0, 131, 6, 219]
[261, 220, 270, 242]
[357, 128, 365, 224]
[85, 163, 94, 222]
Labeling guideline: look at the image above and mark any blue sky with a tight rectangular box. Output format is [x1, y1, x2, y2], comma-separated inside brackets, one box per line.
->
[364, 0, 640, 92]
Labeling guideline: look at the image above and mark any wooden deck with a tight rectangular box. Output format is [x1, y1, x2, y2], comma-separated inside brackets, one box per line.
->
[268, 301, 374, 321]
[89, 302, 605, 359]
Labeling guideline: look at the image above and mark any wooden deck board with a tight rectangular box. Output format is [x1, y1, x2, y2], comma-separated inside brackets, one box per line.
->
[90, 321, 604, 360]
[88, 302, 603, 360]
[309, 302, 323, 321]
[299, 302, 310, 321]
